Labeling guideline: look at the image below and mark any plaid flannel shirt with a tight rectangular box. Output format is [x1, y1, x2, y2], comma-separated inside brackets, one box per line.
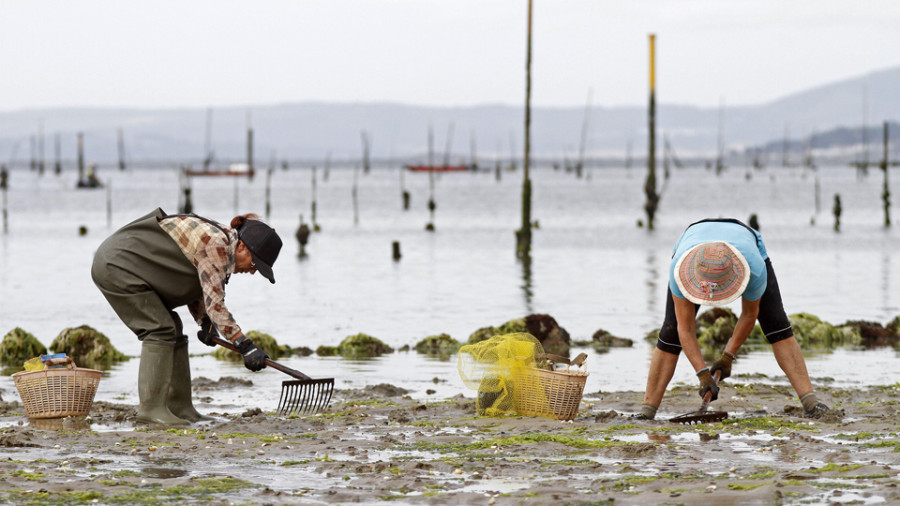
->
[158, 216, 242, 341]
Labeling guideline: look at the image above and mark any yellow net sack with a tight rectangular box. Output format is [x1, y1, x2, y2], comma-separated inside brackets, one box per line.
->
[457, 332, 544, 417]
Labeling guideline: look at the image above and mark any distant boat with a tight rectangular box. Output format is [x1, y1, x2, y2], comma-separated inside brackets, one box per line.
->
[184, 163, 255, 178]
[405, 164, 470, 172]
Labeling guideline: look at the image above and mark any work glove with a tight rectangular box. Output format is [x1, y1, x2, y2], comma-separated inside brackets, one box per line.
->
[710, 351, 736, 381]
[197, 316, 218, 347]
[697, 368, 719, 402]
[235, 335, 269, 372]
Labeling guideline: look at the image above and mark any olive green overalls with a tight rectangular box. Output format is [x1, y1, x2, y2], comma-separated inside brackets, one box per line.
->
[92, 208, 222, 424]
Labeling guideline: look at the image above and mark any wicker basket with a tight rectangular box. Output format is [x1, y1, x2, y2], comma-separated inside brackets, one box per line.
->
[12, 358, 102, 419]
[513, 366, 589, 421]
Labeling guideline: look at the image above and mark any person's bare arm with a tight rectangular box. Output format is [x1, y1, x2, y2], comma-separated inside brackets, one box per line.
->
[673, 295, 706, 372]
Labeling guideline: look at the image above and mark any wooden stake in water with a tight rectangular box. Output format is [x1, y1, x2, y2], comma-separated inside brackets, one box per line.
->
[398, 153, 410, 210]
[361, 131, 371, 174]
[515, 0, 533, 257]
[715, 97, 726, 175]
[1, 166, 8, 234]
[882, 121, 891, 227]
[833, 194, 842, 232]
[311, 165, 319, 231]
[38, 123, 45, 175]
[54, 132, 62, 175]
[643, 33, 659, 230]
[29, 135, 35, 171]
[77, 132, 85, 185]
[117, 128, 126, 171]
[426, 123, 436, 232]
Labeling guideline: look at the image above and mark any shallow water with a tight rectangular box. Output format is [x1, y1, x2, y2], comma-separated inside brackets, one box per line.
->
[1, 164, 899, 408]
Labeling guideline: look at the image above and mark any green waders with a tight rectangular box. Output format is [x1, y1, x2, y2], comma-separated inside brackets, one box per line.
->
[91, 208, 212, 424]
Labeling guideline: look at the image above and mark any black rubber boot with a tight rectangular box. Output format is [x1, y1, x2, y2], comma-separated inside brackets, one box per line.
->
[167, 340, 213, 422]
[136, 341, 190, 425]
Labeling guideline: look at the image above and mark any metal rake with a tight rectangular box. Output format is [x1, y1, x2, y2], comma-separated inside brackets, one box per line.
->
[210, 336, 334, 415]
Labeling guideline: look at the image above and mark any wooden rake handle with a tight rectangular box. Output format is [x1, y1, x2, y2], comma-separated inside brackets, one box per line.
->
[698, 369, 723, 413]
[209, 335, 311, 381]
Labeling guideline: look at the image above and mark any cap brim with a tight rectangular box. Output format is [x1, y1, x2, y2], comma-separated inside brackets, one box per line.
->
[249, 251, 275, 284]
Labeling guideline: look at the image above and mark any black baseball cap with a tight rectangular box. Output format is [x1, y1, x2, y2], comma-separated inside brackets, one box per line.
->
[238, 220, 283, 284]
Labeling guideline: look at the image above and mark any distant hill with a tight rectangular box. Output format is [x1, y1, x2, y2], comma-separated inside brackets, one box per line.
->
[1, 66, 898, 167]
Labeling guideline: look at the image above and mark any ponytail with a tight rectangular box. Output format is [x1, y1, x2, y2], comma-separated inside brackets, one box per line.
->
[231, 213, 261, 231]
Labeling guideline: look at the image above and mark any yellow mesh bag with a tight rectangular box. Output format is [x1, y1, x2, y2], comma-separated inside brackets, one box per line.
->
[457, 332, 544, 417]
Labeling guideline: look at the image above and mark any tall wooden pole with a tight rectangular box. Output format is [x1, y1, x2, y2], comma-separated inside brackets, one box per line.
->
[117, 128, 126, 171]
[54, 132, 61, 175]
[516, 0, 533, 258]
[247, 128, 254, 173]
[311, 164, 319, 231]
[643, 34, 659, 230]
[426, 123, 436, 231]
[882, 121, 891, 227]
[361, 131, 371, 174]
[77, 132, 85, 184]
[1, 166, 8, 234]
[38, 123, 45, 175]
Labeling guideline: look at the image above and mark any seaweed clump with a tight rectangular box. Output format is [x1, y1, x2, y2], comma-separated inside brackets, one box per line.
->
[838, 320, 899, 347]
[212, 330, 292, 361]
[337, 333, 394, 358]
[414, 333, 461, 360]
[0, 327, 48, 370]
[50, 325, 127, 370]
[591, 328, 633, 350]
[467, 314, 570, 356]
[317, 333, 393, 358]
[789, 313, 851, 349]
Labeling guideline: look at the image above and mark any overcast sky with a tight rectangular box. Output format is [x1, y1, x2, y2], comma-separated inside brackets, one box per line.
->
[2, 0, 899, 111]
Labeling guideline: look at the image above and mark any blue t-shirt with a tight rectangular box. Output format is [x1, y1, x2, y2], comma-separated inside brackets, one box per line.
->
[669, 221, 768, 302]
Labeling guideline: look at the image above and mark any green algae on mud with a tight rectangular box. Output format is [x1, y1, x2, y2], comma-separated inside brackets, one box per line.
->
[1, 477, 257, 505]
[401, 432, 638, 454]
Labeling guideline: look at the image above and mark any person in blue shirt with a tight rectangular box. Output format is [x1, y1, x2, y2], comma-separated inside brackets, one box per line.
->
[638, 218, 830, 420]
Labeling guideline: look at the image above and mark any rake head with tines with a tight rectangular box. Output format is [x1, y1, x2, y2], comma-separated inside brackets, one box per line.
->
[210, 335, 334, 415]
[671, 369, 727, 425]
[277, 378, 334, 415]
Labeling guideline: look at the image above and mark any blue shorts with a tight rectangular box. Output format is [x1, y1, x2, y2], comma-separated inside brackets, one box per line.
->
[656, 258, 794, 355]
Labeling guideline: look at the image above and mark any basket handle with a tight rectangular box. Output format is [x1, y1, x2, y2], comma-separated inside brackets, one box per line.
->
[535, 352, 588, 368]
[43, 357, 76, 370]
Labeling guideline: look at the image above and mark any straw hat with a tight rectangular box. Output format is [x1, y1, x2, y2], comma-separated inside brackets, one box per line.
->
[674, 241, 749, 306]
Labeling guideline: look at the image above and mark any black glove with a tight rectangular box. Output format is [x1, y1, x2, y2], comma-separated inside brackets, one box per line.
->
[710, 351, 735, 381]
[197, 316, 218, 347]
[235, 335, 269, 372]
[697, 368, 719, 402]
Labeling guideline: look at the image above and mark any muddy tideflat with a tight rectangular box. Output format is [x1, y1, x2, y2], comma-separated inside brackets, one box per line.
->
[0, 380, 897, 505]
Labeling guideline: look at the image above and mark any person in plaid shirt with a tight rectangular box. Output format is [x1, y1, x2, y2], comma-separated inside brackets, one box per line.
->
[92, 208, 283, 425]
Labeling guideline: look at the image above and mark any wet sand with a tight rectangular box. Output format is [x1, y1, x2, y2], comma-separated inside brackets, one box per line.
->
[1, 378, 898, 505]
